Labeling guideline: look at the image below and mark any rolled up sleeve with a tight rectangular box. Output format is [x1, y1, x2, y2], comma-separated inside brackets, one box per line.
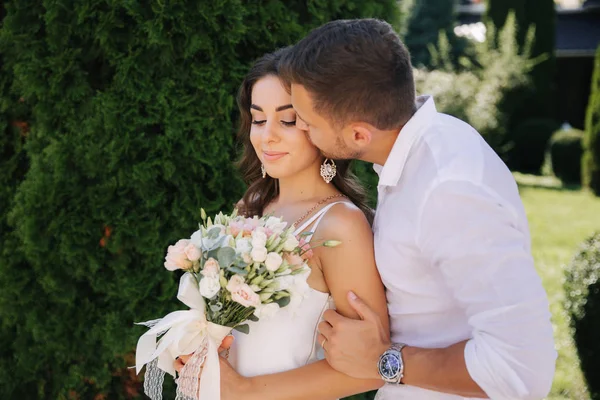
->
[417, 180, 557, 400]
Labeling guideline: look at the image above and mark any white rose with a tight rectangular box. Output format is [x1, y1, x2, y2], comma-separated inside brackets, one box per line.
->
[251, 229, 268, 249]
[253, 303, 280, 320]
[199, 276, 221, 299]
[265, 217, 288, 235]
[264, 252, 283, 272]
[236, 238, 252, 254]
[251, 246, 268, 263]
[282, 235, 300, 252]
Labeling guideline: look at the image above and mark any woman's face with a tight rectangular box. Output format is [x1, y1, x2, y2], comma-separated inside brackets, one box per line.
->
[249, 75, 321, 180]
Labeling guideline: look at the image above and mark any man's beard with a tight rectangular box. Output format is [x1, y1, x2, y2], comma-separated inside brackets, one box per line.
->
[320, 135, 362, 160]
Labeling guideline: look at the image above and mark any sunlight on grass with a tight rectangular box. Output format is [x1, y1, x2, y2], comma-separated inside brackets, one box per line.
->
[514, 173, 600, 400]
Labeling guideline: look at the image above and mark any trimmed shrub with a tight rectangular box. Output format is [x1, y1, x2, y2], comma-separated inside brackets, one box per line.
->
[564, 232, 600, 399]
[547, 128, 584, 184]
[0, 1, 399, 399]
[415, 14, 532, 159]
[583, 45, 600, 195]
[509, 118, 559, 174]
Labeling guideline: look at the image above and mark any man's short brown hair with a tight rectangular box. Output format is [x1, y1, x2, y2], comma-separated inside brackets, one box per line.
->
[280, 19, 416, 130]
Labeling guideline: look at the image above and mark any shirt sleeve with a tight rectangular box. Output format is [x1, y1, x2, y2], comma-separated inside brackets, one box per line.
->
[416, 179, 557, 400]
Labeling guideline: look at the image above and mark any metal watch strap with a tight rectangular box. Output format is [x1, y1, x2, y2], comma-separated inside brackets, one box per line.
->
[391, 343, 406, 354]
[392, 343, 406, 384]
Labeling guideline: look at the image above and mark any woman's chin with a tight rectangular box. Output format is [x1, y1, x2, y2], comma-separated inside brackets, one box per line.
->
[265, 170, 294, 180]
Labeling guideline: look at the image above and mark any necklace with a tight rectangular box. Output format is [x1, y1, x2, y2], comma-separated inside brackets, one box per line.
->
[293, 194, 347, 227]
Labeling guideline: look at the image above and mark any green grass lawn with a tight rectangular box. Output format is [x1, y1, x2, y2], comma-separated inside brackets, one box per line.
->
[515, 173, 600, 400]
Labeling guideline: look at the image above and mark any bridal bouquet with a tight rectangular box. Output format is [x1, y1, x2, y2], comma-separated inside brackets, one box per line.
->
[135, 208, 339, 400]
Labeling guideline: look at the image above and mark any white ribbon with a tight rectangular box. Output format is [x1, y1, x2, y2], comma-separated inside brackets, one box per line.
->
[135, 272, 232, 400]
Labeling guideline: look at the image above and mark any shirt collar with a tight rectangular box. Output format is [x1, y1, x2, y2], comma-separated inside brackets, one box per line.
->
[374, 95, 437, 187]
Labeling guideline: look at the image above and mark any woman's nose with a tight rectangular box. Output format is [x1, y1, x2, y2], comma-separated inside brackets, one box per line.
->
[262, 120, 280, 143]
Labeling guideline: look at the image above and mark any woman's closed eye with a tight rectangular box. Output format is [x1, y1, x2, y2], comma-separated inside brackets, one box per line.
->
[251, 119, 296, 127]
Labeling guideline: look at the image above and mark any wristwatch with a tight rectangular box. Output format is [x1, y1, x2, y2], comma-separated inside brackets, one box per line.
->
[377, 343, 406, 384]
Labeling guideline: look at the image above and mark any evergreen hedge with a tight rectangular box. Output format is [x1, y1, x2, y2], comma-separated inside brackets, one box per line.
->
[583, 45, 600, 196]
[0, 1, 399, 399]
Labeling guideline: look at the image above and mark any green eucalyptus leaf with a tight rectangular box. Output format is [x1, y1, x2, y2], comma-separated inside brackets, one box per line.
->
[217, 247, 236, 267]
[234, 324, 250, 334]
[275, 296, 291, 308]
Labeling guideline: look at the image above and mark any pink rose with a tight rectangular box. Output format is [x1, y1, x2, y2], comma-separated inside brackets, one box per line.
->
[226, 274, 245, 293]
[229, 220, 243, 237]
[164, 239, 194, 271]
[242, 217, 260, 236]
[283, 252, 304, 267]
[201, 257, 220, 278]
[184, 243, 202, 262]
[298, 238, 314, 260]
[231, 284, 261, 308]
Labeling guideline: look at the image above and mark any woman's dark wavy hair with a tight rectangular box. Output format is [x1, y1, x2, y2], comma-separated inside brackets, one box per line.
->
[236, 47, 373, 224]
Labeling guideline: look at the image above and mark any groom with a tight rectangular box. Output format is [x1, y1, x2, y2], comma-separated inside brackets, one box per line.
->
[178, 18, 557, 399]
[281, 18, 557, 399]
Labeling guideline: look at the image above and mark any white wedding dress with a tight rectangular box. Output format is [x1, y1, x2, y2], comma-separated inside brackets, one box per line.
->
[229, 202, 345, 377]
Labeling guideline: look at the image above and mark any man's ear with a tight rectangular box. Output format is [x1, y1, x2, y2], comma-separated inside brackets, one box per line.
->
[350, 123, 373, 148]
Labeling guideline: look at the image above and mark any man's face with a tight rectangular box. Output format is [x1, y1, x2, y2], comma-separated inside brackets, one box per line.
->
[290, 84, 361, 160]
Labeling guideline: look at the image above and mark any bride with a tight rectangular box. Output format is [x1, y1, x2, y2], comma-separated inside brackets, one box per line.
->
[175, 48, 389, 399]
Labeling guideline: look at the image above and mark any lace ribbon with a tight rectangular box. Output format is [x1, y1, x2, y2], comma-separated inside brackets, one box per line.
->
[135, 272, 232, 400]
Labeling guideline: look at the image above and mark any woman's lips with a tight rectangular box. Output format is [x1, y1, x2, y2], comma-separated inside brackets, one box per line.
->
[263, 151, 288, 161]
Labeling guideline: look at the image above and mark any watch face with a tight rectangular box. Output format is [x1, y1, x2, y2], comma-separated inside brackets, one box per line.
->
[379, 353, 401, 379]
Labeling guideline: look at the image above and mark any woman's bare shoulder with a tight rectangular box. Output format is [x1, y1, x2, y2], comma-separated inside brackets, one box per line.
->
[317, 201, 373, 243]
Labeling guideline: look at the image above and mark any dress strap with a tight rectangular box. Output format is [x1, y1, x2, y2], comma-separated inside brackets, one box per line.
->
[293, 201, 346, 239]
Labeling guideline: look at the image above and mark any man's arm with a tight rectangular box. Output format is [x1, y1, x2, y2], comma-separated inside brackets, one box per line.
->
[317, 293, 486, 398]
[416, 180, 556, 399]
[319, 180, 557, 400]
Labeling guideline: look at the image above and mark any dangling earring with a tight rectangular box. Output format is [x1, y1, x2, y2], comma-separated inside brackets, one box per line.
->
[261, 164, 266, 179]
[320, 159, 337, 183]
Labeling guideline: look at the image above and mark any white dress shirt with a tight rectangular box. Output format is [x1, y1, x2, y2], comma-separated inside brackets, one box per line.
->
[373, 96, 557, 400]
